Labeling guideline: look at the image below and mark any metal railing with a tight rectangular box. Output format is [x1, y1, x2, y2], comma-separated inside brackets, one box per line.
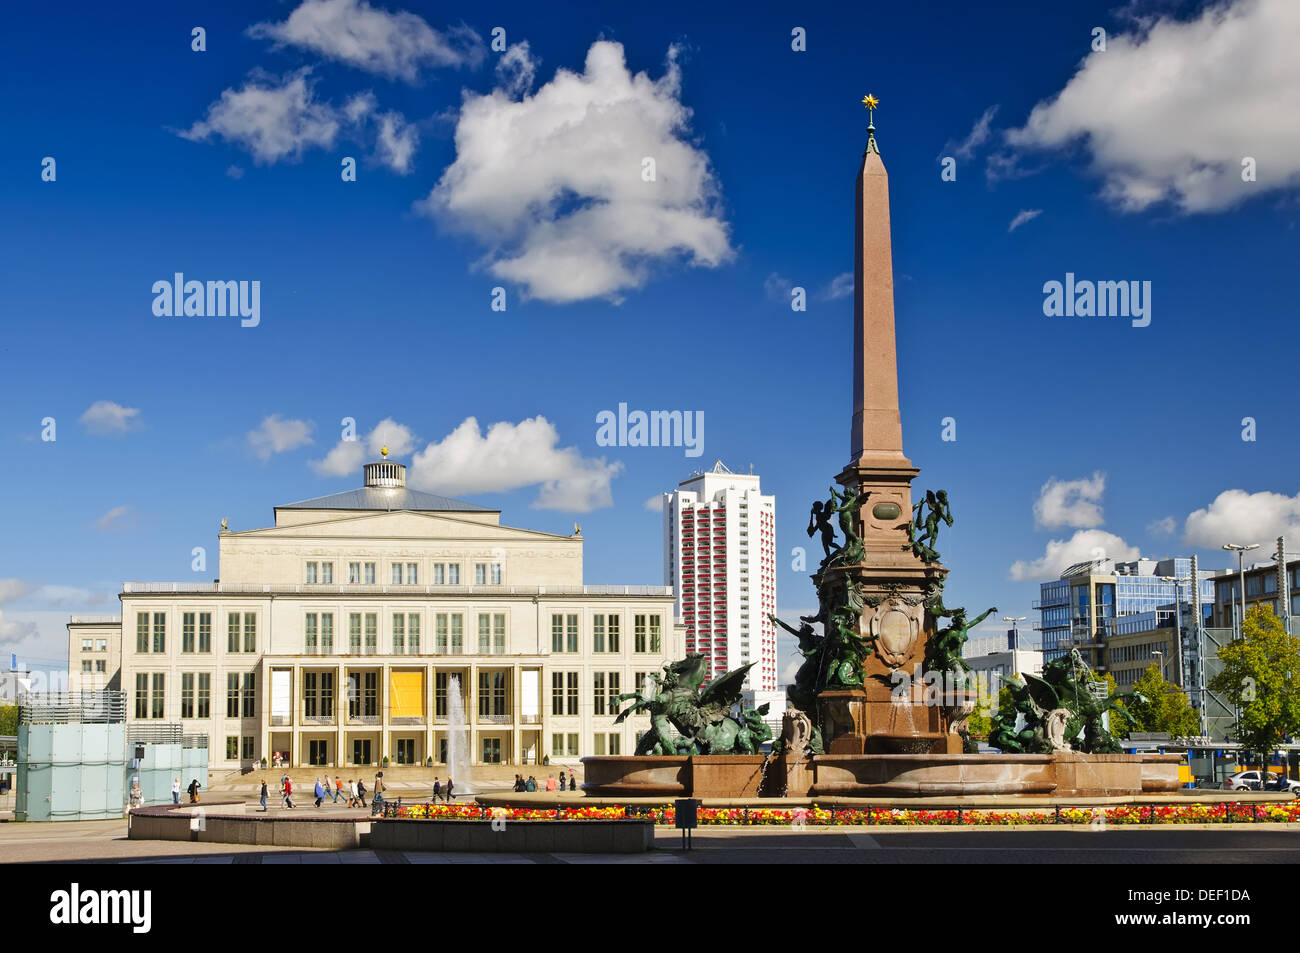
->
[20, 691, 126, 724]
[124, 582, 674, 597]
[129, 724, 182, 744]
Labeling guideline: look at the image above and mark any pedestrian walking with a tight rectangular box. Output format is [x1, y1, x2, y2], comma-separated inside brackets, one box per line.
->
[446, 777, 455, 802]
[513, 774, 524, 792]
[525, 776, 536, 792]
[187, 778, 201, 803]
[569, 774, 577, 792]
[356, 779, 366, 807]
[545, 774, 556, 792]
[283, 777, 295, 809]
[371, 771, 385, 814]
[348, 779, 359, 808]
[259, 779, 268, 812]
[334, 777, 344, 803]
[171, 777, 181, 805]
[314, 777, 325, 808]
[433, 777, 442, 802]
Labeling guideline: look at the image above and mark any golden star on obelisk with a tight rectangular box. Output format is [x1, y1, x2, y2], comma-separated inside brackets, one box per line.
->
[861, 94, 879, 112]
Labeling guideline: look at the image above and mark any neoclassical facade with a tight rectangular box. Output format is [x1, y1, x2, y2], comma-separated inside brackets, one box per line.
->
[68, 459, 680, 770]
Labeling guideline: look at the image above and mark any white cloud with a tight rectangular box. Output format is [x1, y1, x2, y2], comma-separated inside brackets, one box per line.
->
[0, 580, 30, 604]
[944, 105, 1000, 159]
[1008, 208, 1043, 232]
[248, 0, 484, 82]
[94, 505, 131, 532]
[1033, 472, 1107, 529]
[225, 165, 245, 179]
[80, 400, 141, 436]
[643, 494, 665, 513]
[495, 41, 537, 98]
[409, 416, 621, 512]
[180, 71, 343, 164]
[1009, 529, 1141, 581]
[309, 417, 415, 477]
[1183, 488, 1300, 548]
[422, 41, 732, 303]
[763, 272, 793, 302]
[30, 585, 105, 608]
[1006, 0, 1300, 213]
[822, 272, 853, 300]
[1147, 515, 1177, 535]
[374, 111, 418, 173]
[247, 414, 315, 461]
[0, 610, 37, 647]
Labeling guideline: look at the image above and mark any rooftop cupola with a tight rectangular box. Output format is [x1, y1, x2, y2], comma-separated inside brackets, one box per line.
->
[363, 446, 406, 488]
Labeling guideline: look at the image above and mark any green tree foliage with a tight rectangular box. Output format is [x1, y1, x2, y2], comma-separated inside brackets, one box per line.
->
[0, 704, 16, 737]
[1208, 605, 1300, 756]
[1127, 663, 1200, 737]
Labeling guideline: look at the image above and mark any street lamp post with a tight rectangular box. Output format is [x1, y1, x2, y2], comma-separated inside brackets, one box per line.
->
[1222, 543, 1260, 639]
[1002, 616, 1026, 654]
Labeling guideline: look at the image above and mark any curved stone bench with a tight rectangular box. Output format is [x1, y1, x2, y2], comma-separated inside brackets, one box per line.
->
[127, 800, 367, 849]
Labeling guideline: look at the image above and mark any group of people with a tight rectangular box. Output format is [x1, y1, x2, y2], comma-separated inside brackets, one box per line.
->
[513, 772, 576, 792]
[259, 772, 383, 811]
[169, 778, 201, 804]
[430, 777, 456, 802]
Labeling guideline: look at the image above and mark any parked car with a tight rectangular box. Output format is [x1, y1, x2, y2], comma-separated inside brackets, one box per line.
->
[1222, 770, 1300, 793]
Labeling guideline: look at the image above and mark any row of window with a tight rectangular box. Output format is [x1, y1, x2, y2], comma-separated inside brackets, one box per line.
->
[552, 733, 621, 757]
[134, 672, 255, 719]
[305, 560, 502, 586]
[550, 613, 661, 654]
[80, 660, 107, 673]
[300, 671, 512, 720]
[303, 612, 508, 655]
[550, 671, 655, 716]
[135, 612, 257, 654]
[79, 639, 109, 652]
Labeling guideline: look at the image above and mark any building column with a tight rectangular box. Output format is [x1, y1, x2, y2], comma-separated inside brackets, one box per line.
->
[380, 662, 390, 766]
[512, 664, 522, 766]
[469, 663, 479, 765]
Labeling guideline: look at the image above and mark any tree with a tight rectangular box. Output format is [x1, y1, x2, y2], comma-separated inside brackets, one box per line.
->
[0, 704, 16, 738]
[1127, 663, 1201, 737]
[1209, 604, 1300, 763]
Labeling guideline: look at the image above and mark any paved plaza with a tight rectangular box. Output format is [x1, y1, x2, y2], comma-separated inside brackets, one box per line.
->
[4, 816, 1299, 864]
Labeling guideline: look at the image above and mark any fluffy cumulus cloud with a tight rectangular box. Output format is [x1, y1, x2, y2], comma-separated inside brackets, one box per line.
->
[423, 41, 732, 303]
[1033, 472, 1107, 529]
[643, 494, 665, 513]
[79, 400, 141, 435]
[409, 416, 621, 512]
[247, 414, 315, 460]
[1147, 515, 1177, 535]
[1006, 0, 1300, 212]
[180, 71, 344, 164]
[1183, 488, 1300, 548]
[248, 0, 484, 82]
[310, 417, 415, 477]
[1009, 529, 1141, 581]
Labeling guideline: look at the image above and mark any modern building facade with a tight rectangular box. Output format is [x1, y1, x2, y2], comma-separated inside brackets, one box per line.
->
[1210, 556, 1300, 630]
[662, 461, 778, 693]
[68, 458, 681, 771]
[1034, 557, 1215, 669]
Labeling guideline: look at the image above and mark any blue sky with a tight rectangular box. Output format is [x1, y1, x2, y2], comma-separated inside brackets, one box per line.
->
[3, 0, 1299, 679]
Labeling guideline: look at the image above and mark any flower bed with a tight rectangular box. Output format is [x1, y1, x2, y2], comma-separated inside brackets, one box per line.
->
[390, 801, 1300, 826]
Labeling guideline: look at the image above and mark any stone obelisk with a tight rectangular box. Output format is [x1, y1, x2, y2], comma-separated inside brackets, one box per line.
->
[820, 98, 956, 754]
